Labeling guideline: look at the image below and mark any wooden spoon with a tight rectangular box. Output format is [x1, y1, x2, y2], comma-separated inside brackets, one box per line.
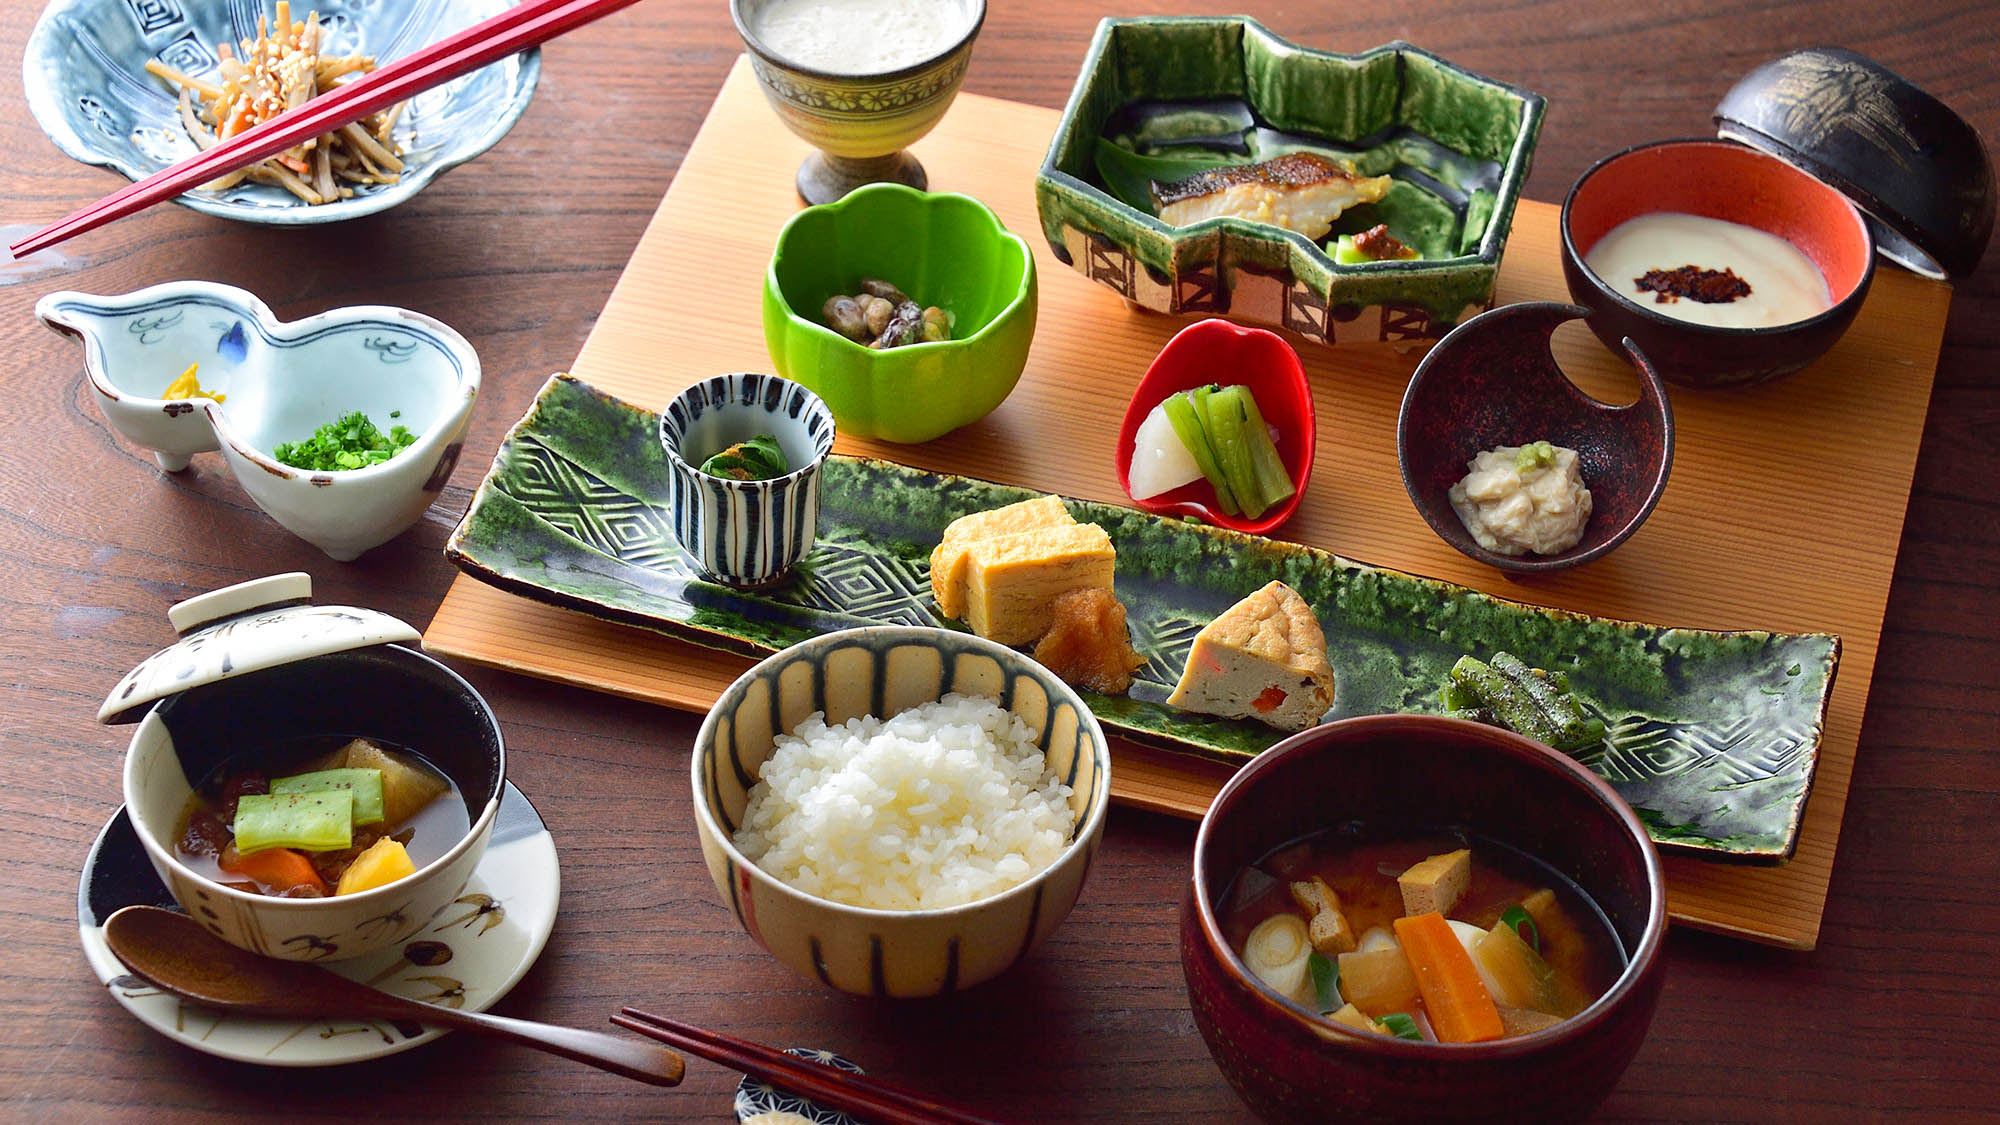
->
[104, 905, 683, 1085]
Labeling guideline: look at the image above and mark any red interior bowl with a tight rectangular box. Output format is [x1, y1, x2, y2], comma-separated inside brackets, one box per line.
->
[1115, 319, 1315, 535]
[1561, 138, 1875, 388]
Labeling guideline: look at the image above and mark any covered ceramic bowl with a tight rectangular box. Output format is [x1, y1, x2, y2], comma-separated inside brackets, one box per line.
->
[104, 573, 505, 962]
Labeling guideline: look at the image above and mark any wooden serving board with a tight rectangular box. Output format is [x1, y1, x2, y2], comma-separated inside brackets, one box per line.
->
[425, 56, 1952, 949]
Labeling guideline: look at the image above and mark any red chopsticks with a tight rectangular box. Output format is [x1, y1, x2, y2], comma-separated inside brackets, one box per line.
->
[10, 0, 643, 259]
[612, 1008, 1005, 1125]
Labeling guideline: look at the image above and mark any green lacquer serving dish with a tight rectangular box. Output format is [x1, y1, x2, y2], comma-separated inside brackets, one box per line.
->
[763, 183, 1037, 443]
[1035, 19, 1544, 346]
[447, 374, 1840, 864]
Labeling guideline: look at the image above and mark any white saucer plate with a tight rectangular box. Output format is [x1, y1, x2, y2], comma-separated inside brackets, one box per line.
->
[78, 780, 558, 1066]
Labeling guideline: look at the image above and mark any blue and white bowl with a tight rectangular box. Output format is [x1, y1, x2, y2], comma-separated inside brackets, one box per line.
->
[38, 280, 480, 560]
[23, 0, 540, 224]
[658, 373, 835, 588]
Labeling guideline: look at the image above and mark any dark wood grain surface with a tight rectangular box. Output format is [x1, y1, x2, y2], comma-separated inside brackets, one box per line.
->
[2, 1, 1994, 1119]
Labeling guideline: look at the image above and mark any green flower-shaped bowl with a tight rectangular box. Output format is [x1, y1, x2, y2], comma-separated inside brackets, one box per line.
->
[762, 183, 1037, 444]
[1035, 19, 1544, 347]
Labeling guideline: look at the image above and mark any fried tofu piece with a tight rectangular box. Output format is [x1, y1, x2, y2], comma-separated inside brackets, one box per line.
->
[1289, 876, 1357, 955]
[1165, 581, 1336, 731]
[1033, 586, 1146, 694]
[1398, 848, 1471, 918]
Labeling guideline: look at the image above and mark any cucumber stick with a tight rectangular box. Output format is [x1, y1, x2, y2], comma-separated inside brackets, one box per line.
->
[1233, 387, 1296, 512]
[1162, 391, 1239, 516]
[1200, 386, 1265, 520]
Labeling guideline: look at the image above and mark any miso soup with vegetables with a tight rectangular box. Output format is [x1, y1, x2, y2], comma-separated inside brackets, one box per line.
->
[176, 737, 467, 899]
[1222, 830, 1623, 1042]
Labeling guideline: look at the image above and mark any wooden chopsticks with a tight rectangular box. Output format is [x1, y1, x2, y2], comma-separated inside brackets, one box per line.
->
[612, 1008, 1005, 1125]
[10, 0, 643, 259]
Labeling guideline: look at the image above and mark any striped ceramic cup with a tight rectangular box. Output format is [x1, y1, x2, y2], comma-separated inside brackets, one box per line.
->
[659, 373, 836, 587]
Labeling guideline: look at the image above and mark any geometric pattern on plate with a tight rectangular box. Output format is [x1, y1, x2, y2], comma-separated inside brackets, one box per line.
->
[447, 374, 1840, 863]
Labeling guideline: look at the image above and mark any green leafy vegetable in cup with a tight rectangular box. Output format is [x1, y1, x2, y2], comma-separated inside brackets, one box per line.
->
[699, 434, 790, 481]
[272, 411, 418, 471]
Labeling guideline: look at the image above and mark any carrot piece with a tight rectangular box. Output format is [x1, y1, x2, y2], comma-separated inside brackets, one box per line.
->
[1393, 911, 1505, 1043]
[1251, 687, 1287, 713]
[220, 846, 329, 896]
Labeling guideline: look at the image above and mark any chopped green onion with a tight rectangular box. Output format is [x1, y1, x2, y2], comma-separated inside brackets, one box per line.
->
[1308, 951, 1341, 1014]
[232, 792, 353, 853]
[1378, 1012, 1425, 1041]
[272, 768, 385, 826]
[1500, 905, 1540, 953]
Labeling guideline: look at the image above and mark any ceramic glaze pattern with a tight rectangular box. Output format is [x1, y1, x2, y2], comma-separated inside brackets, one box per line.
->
[1034, 19, 1545, 345]
[658, 373, 835, 587]
[449, 374, 1840, 861]
[23, 0, 542, 224]
[689, 627, 1111, 997]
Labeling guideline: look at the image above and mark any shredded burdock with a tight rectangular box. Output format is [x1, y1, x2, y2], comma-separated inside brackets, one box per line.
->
[144, 2, 406, 205]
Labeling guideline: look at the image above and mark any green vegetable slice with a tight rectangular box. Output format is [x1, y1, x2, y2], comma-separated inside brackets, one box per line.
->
[1499, 905, 1540, 953]
[1166, 389, 1239, 516]
[699, 434, 790, 481]
[1333, 235, 1370, 265]
[271, 768, 385, 826]
[1378, 1012, 1425, 1041]
[1308, 951, 1341, 1014]
[1232, 386, 1296, 513]
[232, 792, 353, 854]
[1201, 386, 1265, 520]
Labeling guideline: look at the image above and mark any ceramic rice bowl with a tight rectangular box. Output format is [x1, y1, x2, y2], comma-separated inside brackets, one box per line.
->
[691, 626, 1111, 997]
[24, 0, 541, 223]
[658, 373, 836, 587]
[119, 644, 505, 963]
[37, 281, 480, 561]
[1183, 715, 1667, 1122]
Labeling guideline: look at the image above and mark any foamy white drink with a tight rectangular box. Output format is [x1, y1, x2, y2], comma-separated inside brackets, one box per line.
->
[751, 0, 971, 74]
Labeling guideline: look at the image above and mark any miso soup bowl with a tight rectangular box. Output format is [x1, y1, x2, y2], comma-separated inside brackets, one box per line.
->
[1561, 138, 1875, 389]
[120, 643, 506, 963]
[691, 626, 1111, 997]
[1182, 714, 1667, 1123]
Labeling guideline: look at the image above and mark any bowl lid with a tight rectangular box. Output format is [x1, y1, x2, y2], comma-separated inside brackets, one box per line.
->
[1714, 47, 1996, 280]
[98, 573, 420, 725]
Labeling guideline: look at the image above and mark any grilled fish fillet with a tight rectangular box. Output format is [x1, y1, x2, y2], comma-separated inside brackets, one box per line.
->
[1152, 153, 1391, 241]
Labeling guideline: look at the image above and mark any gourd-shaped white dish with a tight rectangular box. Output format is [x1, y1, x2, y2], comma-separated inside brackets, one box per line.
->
[38, 281, 479, 561]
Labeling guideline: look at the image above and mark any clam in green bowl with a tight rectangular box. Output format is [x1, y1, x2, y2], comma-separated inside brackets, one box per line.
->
[762, 183, 1037, 444]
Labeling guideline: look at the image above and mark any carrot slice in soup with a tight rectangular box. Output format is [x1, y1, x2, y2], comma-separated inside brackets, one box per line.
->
[1393, 911, 1504, 1043]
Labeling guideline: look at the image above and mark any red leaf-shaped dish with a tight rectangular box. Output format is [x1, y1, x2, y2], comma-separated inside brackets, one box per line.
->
[1115, 319, 1315, 535]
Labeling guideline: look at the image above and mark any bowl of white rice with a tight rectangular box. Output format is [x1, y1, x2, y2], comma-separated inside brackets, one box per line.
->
[691, 625, 1111, 997]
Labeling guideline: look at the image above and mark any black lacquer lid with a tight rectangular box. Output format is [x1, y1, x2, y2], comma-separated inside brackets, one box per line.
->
[1715, 46, 1995, 280]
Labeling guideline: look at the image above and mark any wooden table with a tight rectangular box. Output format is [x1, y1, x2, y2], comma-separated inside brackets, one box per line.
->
[2, 2, 1992, 1118]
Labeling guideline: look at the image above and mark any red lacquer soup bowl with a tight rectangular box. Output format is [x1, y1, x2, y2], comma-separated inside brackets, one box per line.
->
[1182, 715, 1668, 1123]
[1561, 138, 1874, 389]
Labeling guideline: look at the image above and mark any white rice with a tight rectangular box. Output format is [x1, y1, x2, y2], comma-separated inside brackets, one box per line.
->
[733, 693, 1077, 910]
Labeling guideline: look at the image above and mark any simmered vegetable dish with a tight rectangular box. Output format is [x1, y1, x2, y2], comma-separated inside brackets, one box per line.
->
[176, 738, 467, 898]
[1222, 831, 1624, 1042]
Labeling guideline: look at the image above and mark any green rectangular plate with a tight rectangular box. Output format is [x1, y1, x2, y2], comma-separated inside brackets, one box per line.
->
[447, 374, 1839, 863]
